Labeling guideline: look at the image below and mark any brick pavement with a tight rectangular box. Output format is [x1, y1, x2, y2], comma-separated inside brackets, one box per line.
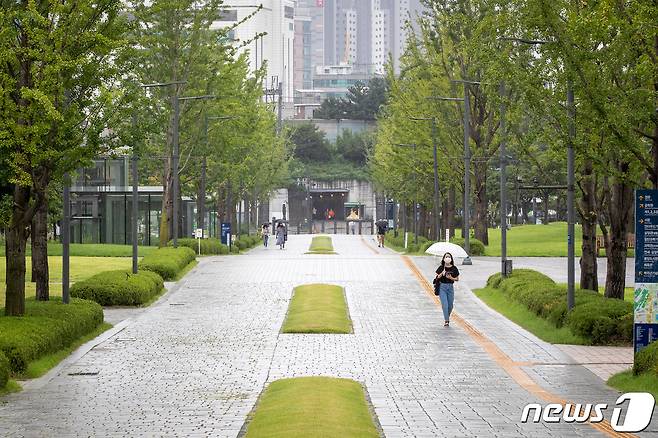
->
[0, 235, 654, 437]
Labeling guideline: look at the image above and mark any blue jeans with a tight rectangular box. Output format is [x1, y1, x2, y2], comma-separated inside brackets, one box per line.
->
[263, 235, 269, 247]
[438, 283, 454, 322]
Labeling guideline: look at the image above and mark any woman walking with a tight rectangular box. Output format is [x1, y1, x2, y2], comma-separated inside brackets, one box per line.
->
[275, 222, 286, 250]
[261, 223, 270, 248]
[433, 252, 459, 326]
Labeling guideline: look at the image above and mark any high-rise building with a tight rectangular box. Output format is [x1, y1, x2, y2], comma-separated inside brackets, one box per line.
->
[212, 1, 296, 103]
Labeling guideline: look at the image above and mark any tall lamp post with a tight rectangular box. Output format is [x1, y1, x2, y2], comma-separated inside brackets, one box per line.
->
[203, 115, 237, 238]
[498, 36, 576, 309]
[394, 143, 418, 244]
[408, 117, 441, 242]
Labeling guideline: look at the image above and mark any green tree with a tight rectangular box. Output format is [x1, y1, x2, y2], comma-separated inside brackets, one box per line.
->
[0, 0, 127, 315]
[336, 130, 373, 165]
[289, 123, 331, 162]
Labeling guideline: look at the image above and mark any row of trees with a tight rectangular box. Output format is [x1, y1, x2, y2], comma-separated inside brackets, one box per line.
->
[1, 0, 290, 316]
[372, 0, 657, 299]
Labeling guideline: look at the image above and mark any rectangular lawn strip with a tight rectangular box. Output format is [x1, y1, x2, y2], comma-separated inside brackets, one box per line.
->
[474, 286, 589, 345]
[0, 243, 159, 257]
[282, 284, 352, 334]
[244, 377, 380, 438]
[307, 235, 336, 254]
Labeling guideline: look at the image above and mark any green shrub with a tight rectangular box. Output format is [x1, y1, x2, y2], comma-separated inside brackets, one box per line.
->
[0, 351, 8, 389]
[420, 241, 435, 253]
[230, 244, 240, 254]
[0, 298, 103, 373]
[407, 243, 420, 253]
[566, 299, 633, 345]
[139, 247, 196, 280]
[449, 237, 485, 256]
[485, 269, 633, 345]
[219, 244, 229, 255]
[634, 340, 658, 375]
[70, 270, 164, 306]
[172, 238, 225, 255]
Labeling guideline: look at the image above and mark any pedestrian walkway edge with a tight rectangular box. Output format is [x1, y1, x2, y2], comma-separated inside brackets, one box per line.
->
[400, 255, 633, 438]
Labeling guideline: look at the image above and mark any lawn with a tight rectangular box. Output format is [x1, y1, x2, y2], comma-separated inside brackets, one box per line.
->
[0, 243, 159, 257]
[307, 236, 336, 254]
[244, 377, 379, 438]
[0, 256, 133, 309]
[474, 286, 590, 345]
[608, 370, 658, 401]
[282, 284, 352, 334]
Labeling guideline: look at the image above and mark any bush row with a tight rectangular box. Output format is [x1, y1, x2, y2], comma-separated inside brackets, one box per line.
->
[139, 247, 196, 280]
[70, 270, 164, 306]
[634, 340, 658, 376]
[383, 231, 485, 256]
[235, 234, 261, 251]
[487, 269, 632, 345]
[0, 351, 8, 389]
[173, 238, 229, 255]
[0, 298, 103, 373]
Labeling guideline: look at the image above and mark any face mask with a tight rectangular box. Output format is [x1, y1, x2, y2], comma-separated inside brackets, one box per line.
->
[445, 257, 452, 263]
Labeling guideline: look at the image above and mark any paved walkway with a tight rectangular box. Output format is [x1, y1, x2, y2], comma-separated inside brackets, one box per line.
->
[0, 235, 655, 437]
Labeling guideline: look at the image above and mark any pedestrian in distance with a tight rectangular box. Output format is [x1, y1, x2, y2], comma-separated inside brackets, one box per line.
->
[433, 252, 460, 327]
[275, 222, 285, 250]
[261, 223, 270, 248]
[376, 220, 387, 247]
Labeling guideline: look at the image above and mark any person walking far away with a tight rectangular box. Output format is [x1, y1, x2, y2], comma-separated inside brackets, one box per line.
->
[276, 222, 285, 250]
[433, 252, 460, 327]
[261, 223, 270, 248]
[376, 219, 388, 247]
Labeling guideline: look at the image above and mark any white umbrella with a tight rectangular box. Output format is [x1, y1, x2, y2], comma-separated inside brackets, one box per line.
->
[425, 242, 468, 258]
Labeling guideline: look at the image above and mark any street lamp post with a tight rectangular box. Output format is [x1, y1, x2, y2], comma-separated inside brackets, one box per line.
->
[498, 36, 576, 309]
[500, 82, 509, 277]
[395, 143, 418, 244]
[408, 117, 441, 242]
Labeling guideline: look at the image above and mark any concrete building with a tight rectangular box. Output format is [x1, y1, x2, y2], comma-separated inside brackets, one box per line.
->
[213, 1, 296, 104]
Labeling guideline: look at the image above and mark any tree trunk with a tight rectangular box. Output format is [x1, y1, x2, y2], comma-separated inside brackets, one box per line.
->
[578, 159, 598, 291]
[418, 204, 427, 239]
[159, 159, 173, 247]
[603, 168, 634, 299]
[5, 185, 31, 316]
[31, 196, 49, 300]
[542, 192, 550, 224]
[473, 161, 489, 245]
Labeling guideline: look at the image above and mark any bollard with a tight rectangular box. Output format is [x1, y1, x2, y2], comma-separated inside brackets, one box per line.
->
[334, 220, 337, 234]
[321, 221, 325, 233]
[358, 221, 362, 235]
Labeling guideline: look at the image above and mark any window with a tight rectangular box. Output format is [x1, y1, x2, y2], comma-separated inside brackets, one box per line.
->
[218, 9, 237, 21]
[284, 5, 294, 19]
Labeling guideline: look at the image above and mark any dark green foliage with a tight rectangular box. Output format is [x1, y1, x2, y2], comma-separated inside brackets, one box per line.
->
[172, 238, 228, 255]
[139, 247, 196, 280]
[314, 77, 388, 121]
[70, 270, 164, 306]
[566, 299, 633, 345]
[449, 237, 485, 256]
[290, 123, 331, 162]
[634, 341, 658, 376]
[335, 130, 373, 165]
[0, 351, 8, 389]
[486, 269, 632, 345]
[0, 298, 103, 373]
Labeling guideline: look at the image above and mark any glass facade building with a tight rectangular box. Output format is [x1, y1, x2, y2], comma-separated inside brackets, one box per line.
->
[70, 158, 196, 245]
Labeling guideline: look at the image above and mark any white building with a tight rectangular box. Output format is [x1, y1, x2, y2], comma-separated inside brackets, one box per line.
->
[213, 1, 296, 104]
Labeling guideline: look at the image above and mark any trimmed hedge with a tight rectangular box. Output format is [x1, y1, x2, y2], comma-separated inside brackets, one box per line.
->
[486, 269, 632, 345]
[172, 238, 228, 255]
[449, 237, 485, 256]
[634, 340, 658, 375]
[70, 270, 164, 306]
[139, 247, 196, 280]
[0, 298, 103, 373]
[0, 351, 8, 389]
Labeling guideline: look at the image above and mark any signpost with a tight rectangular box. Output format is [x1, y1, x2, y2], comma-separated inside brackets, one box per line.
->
[195, 228, 203, 255]
[221, 222, 231, 250]
[634, 189, 658, 354]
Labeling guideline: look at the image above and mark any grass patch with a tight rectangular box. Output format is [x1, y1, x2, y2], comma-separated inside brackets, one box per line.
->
[608, 370, 658, 400]
[21, 322, 112, 379]
[0, 243, 158, 257]
[282, 284, 352, 334]
[0, 256, 134, 309]
[307, 236, 335, 254]
[244, 376, 379, 438]
[0, 380, 21, 395]
[474, 286, 590, 345]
